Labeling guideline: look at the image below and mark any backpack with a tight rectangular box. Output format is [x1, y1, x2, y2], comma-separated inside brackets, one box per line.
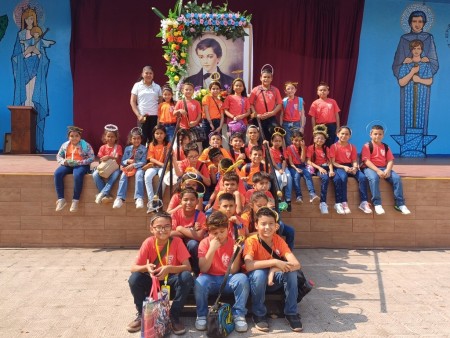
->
[359, 141, 389, 170]
[282, 97, 303, 111]
[244, 163, 265, 177]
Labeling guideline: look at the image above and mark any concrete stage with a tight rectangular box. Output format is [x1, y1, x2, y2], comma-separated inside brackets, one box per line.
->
[0, 154, 449, 249]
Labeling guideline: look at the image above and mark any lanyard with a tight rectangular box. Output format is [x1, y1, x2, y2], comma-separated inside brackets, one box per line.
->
[155, 239, 170, 285]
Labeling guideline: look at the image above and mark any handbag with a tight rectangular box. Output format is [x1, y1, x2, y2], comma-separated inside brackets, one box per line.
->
[258, 236, 314, 303]
[141, 276, 171, 338]
[227, 120, 247, 135]
[206, 242, 242, 338]
[97, 146, 120, 178]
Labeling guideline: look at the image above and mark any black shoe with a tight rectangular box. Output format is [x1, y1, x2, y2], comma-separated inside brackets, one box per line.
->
[286, 314, 303, 332]
[253, 315, 269, 332]
[287, 201, 292, 212]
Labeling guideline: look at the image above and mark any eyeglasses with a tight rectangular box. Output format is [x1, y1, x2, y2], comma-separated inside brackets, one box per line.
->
[152, 225, 172, 232]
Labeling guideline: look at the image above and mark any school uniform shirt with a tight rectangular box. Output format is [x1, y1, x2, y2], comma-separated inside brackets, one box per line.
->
[202, 94, 223, 120]
[228, 215, 246, 238]
[285, 145, 305, 165]
[223, 95, 250, 121]
[214, 175, 247, 195]
[282, 96, 302, 122]
[308, 98, 340, 124]
[179, 159, 210, 178]
[270, 147, 284, 165]
[306, 144, 329, 166]
[212, 190, 246, 211]
[198, 236, 235, 275]
[244, 143, 265, 159]
[243, 233, 291, 261]
[171, 208, 207, 230]
[198, 147, 232, 164]
[158, 102, 177, 124]
[239, 163, 266, 184]
[249, 85, 283, 115]
[98, 144, 123, 164]
[329, 143, 357, 165]
[134, 236, 190, 267]
[241, 210, 255, 234]
[147, 143, 169, 164]
[174, 99, 202, 129]
[361, 142, 394, 168]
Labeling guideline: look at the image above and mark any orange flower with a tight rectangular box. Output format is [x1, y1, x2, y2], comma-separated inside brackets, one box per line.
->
[167, 36, 174, 43]
[177, 37, 183, 43]
[180, 59, 186, 65]
[178, 24, 184, 31]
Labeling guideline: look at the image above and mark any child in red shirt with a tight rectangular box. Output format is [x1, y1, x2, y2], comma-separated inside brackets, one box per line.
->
[239, 145, 267, 190]
[243, 207, 302, 332]
[194, 211, 249, 332]
[280, 81, 306, 145]
[127, 212, 194, 334]
[174, 142, 211, 186]
[217, 192, 247, 239]
[173, 82, 202, 130]
[308, 82, 341, 147]
[223, 78, 251, 136]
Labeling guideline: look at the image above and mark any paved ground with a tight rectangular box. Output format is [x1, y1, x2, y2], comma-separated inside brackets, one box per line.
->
[1, 248, 450, 337]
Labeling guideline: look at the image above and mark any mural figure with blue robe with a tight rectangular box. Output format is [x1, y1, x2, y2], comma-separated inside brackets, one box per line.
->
[392, 7, 438, 157]
[11, 4, 55, 153]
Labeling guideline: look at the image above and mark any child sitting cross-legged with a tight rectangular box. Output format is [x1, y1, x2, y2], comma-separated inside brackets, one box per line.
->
[127, 212, 194, 335]
[194, 211, 249, 333]
[244, 207, 303, 332]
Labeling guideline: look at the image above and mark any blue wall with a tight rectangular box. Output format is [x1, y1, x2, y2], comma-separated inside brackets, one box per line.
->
[0, 0, 72, 152]
[348, 0, 450, 155]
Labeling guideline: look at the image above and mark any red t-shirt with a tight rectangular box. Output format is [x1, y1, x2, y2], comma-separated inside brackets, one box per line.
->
[329, 143, 357, 165]
[174, 99, 202, 129]
[283, 96, 302, 122]
[223, 95, 250, 121]
[134, 236, 190, 267]
[249, 86, 283, 115]
[97, 144, 123, 164]
[361, 142, 394, 167]
[179, 159, 210, 178]
[198, 235, 235, 275]
[171, 209, 207, 230]
[214, 175, 246, 195]
[243, 233, 291, 261]
[306, 144, 329, 166]
[308, 98, 340, 124]
[285, 145, 305, 165]
[270, 147, 284, 164]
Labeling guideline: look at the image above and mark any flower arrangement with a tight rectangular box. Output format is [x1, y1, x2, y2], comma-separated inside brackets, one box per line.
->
[192, 86, 228, 104]
[154, 1, 251, 91]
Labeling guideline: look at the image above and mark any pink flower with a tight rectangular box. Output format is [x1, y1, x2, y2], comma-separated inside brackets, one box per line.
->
[190, 27, 195, 32]
[228, 13, 233, 18]
[199, 19, 204, 24]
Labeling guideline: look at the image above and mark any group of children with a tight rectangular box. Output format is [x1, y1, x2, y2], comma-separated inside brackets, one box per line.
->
[52, 64, 411, 335]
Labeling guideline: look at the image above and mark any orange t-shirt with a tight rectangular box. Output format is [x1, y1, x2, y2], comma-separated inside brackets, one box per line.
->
[158, 102, 177, 124]
[239, 163, 266, 184]
[243, 233, 291, 261]
[66, 143, 83, 162]
[147, 143, 169, 163]
[202, 95, 223, 120]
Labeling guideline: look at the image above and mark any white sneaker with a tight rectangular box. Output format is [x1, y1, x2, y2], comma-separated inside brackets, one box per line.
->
[195, 316, 207, 331]
[135, 198, 144, 209]
[95, 193, 104, 204]
[334, 203, 345, 215]
[359, 201, 372, 214]
[55, 198, 67, 212]
[113, 198, 123, 209]
[342, 202, 351, 214]
[234, 316, 248, 332]
[374, 205, 385, 215]
[310, 194, 320, 204]
[396, 205, 411, 215]
[319, 202, 329, 214]
[69, 200, 79, 212]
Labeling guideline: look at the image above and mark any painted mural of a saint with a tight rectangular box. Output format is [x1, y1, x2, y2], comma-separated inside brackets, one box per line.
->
[11, 4, 55, 153]
[392, 7, 438, 157]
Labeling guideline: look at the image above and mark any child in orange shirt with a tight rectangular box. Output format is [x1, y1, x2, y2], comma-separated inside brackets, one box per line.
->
[198, 131, 232, 167]
[228, 132, 247, 164]
[127, 212, 194, 334]
[239, 145, 266, 190]
[174, 142, 211, 186]
[194, 211, 249, 332]
[171, 188, 207, 275]
[243, 207, 302, 332]
[207, 171, 244, 214]
[217, 192, 247, 239]
[157, 86, 177, 141]
[201, 81, 224, 149]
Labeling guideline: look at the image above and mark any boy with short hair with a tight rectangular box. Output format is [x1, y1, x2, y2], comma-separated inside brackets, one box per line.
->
[127, 212, 194, 335]
[361, 125, 411, 215]
[207, 171, 245, 214]
[174, 142, 211, 186]
[244, 207, 303, 332]
[239, 145, 267, 190]
[217, 192, 248, 238]
[194, 211, 249, 332]
[244, 171, 275, 207]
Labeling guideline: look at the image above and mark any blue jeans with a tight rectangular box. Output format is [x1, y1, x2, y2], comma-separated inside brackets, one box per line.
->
[312, 167, 331, 203]
[144, 167, 164, 200]
[161, 123, 176, 144]
[248, 269, 298, 317]
[363, 167, 405, 206]
[194, 273, 249, 317]
[325, 123, 337, 147]
[288, 164, 316, 198]
[92, 168, 120, 196]
[333, 168, 368, 203]
[186, 240, 200, 275]
[282, 121, 301, 146]
[275, 165, 293, 201]
[128, 271, 194, 319]
[116, 169, 144, 200]
[54, 165, 90, 200]
[278, 220, 295, 250]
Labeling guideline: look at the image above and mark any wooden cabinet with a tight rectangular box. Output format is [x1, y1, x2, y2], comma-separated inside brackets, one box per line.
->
[8, 106, 37, 154]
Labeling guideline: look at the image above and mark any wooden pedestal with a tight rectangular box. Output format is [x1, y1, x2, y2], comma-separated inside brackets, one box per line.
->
[8, 106, 37, 154]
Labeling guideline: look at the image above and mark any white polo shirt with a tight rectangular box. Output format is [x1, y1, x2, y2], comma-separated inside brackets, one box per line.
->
[131, 80, 162, 116]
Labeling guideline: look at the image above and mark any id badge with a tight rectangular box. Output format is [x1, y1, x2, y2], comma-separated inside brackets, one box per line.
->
[161, 284, 171, 298]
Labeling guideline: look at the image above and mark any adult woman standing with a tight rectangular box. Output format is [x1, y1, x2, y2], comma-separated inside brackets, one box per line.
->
[130, 66, 162, 145]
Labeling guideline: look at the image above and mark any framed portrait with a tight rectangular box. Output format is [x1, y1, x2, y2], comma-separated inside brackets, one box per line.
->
[185, 26, 253, 92]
